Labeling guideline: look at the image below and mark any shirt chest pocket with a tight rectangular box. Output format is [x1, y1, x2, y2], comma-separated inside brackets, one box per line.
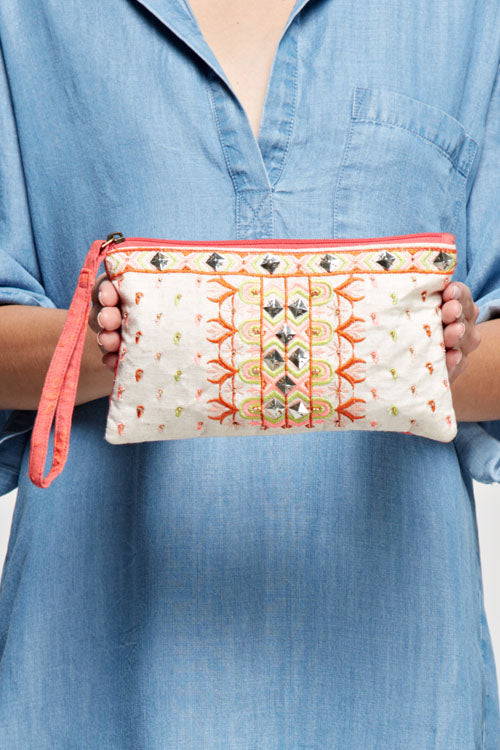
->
[333, 86, 478, 238]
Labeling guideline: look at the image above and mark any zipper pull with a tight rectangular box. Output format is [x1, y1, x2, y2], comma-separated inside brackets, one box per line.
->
[100, 231, 126, 252]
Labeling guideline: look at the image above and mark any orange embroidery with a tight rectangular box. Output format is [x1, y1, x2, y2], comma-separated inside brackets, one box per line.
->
[336, 356, 367, 387]
[135, 369, 143, 382]
[336, 396, 367, 422]
[137, 405, 144, 418]
[135, 292, 143, 304]
[206, 276, 239, 425]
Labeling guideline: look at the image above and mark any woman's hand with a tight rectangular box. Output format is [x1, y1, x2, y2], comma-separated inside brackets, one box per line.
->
[88, 272, 122, 372]
[441, 281, 481, 383]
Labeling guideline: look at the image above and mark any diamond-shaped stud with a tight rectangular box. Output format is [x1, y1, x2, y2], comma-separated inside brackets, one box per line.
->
[260, 254, 280, 274]
[276, 324, 295, 344]
[433, 251, 454, 270]
[288, 298, 308, 319]
[150, 251, 169, 270]
[263, 297, 283, 319]
[375, 250, 397, 269]
[276, 375, 295, 394]
[265, 398, 285, 419]
[263, 348, 285, 371]
[289, 400, 309, 418]
[206, 252, 224, 270]
[319, 253, 341, 272]
[289, 346, 309, 369]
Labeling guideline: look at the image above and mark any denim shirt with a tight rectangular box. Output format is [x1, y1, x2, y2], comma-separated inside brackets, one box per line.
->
[0, 1, 500, 747]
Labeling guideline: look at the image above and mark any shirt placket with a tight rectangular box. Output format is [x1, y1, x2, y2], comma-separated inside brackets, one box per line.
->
[207, 8, 306, 239]
[134, 0, 312, 239]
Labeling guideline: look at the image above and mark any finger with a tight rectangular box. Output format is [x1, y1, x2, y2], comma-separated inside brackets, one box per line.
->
[91, 272, 108, 307]
[96, 329, 121, 353]
[442, 281, 477, 323]
[101, 351, 118, 372]
[441, 299, 463, 325]
[96, 305, 122, 332]
[441, 281, 463, 303]
[88, 304, 102, 333]
[460, 325, 482, 356]
[446, 346, 463, 373]
[98, 279, 119, 308]
[460, 284, 476, 322]
[443, 320, 466, 349]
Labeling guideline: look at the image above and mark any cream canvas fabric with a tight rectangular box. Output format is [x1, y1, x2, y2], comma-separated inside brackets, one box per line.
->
[103, 235, 458, 444]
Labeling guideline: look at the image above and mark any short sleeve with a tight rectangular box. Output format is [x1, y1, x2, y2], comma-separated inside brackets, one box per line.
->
[453, 60, 500, 485]
[0, 35, 56, 497]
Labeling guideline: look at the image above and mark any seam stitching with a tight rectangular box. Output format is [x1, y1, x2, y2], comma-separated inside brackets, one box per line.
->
[351, 117, 476, 177]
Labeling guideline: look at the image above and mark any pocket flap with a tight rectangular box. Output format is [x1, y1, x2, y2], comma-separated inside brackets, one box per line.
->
[352, 87, 478, 177]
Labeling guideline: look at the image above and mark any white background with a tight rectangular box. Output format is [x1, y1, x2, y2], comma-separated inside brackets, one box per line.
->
[1, 481, 499, 670]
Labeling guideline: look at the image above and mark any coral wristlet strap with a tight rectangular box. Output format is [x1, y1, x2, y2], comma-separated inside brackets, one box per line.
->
[28, 234, 120, 489]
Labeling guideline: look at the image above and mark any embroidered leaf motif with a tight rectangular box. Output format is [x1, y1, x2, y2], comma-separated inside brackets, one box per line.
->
[206, 356, 239, 385]
[335, 356, 367, 386]
[335, 397, 366, 422]
[207, 395, 239, 424]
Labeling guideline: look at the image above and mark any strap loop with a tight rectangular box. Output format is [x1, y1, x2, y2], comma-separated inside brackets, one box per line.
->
[28, 238, 109, 488]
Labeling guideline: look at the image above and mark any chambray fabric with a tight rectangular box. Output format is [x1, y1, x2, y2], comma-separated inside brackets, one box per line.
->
[0, 0, 500, 747]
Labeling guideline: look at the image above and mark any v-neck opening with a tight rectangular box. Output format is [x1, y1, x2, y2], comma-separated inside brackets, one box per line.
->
[182, 0, 314, 190]
[132, 0, 315, 191]
[206, 4, 312, 194]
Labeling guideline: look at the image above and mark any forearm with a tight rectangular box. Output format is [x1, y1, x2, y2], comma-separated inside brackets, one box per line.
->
[451, 318, 500, 422]
[0, 304, 114, 410]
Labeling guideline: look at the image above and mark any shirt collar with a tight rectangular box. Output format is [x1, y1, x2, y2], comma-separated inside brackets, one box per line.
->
[133, 0, 314, 102]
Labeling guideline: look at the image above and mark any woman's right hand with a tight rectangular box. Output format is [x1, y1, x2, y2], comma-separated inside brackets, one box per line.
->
[88, 272, 122, 371]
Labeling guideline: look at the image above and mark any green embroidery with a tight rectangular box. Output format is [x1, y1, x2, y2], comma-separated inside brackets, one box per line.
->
[174, 370, 182, 381]
[174, 293, 182, 305]
[390, 368, 397, 379]
[175, 406, 183, 417]
[173, 331, 182, 345]
[390, 405, 399, 416]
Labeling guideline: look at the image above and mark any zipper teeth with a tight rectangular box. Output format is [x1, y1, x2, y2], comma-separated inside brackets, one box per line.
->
[105, 232, 455, 254]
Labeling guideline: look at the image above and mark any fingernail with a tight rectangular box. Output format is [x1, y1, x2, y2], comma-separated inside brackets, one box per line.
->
[96, 331, 103, 346]
[458, 322, 465, 339]
[98, 289, 104, 305]
[97, 310, 104, 328]
[455, 302, 463, 320]
[455, 349, 463, 366]
[452, 285, 462, 299]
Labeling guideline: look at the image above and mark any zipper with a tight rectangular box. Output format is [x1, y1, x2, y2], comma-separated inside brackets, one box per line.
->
[101, 231, 455, 255]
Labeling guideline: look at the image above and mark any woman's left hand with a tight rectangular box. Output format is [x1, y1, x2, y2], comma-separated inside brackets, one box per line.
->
[441, 281, 482, 383]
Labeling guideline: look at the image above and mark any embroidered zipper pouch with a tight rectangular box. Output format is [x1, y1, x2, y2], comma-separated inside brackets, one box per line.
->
[28, 231, 458, 488]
